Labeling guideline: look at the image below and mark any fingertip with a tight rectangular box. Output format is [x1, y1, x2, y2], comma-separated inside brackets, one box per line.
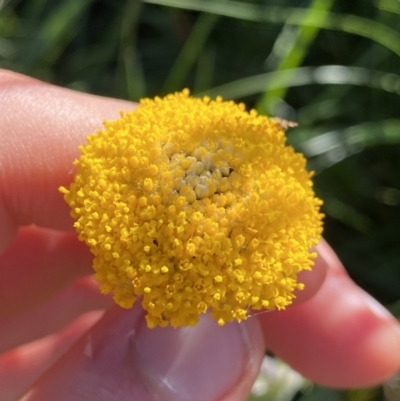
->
[20, 306, 265, 401]
[293, 249, 328, 305]
[258, 264, 400, 388]
[0, 70, 136, 242]
[315, 238, 344, 274]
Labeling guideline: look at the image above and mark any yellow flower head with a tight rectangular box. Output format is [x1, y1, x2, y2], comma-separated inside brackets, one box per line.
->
[60, 90, 323, 328]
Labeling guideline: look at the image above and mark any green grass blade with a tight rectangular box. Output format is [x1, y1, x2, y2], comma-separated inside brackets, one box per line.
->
[257, 0, 335, 114]
[376, 0, 400, 14]
[292, 119, 400, 173]
[193, 45, 216, 93]
[197, 65, 400, 100]
[0, 6, 17, 38]
[161, 10, 220, 94]
[17, 0, 96, 70]
[144, 0, 400, 57]
[40, 0, 95, 61]
[322, 198, 374, 233]
[387, 299, 400, 317]
[116, 0, 145, 101]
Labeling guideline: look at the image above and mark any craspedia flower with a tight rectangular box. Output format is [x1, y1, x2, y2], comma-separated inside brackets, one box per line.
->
[60, 89, 323, 328]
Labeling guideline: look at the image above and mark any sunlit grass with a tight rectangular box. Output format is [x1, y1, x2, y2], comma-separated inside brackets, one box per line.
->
[144, 0, 400, 56]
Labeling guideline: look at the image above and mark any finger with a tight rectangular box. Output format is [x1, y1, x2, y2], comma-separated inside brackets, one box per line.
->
[258, 240, 400, 387]
[248, 250, 328, 323]
[0, 225, 94, 318]
[292, 250, 328, 304]
[0, 310, 104, 401]
[20, 306, 264, 401]
[0, 69, 136, 253]
[0, 275, 112, 353]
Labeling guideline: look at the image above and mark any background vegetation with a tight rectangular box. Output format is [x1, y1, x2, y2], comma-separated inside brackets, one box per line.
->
[1, 0, 399, 399]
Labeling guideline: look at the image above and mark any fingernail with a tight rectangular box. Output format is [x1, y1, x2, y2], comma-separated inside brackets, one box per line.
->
[133, 314, 259, 401]
[311, 246, 329, 270]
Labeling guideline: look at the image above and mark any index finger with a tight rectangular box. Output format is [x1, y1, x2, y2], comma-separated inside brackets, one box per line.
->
[0, 70, 136, 252]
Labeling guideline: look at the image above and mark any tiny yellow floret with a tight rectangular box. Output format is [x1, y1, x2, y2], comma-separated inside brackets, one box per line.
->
[60, 90, 323, 328]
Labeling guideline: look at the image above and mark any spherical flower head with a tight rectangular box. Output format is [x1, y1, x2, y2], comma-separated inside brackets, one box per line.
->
[60, 90, 323, 328]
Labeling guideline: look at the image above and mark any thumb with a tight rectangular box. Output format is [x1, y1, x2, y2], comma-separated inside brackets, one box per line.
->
[21, 305, 264, 401]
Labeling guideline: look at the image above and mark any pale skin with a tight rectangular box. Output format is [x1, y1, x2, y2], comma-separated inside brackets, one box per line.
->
[0, 69, 399, 401]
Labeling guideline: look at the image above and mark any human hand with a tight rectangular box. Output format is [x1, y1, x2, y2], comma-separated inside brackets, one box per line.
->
[1, 69, 399, 401]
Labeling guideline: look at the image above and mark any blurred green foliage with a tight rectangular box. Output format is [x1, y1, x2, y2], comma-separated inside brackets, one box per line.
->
[1, 0, 399, 399]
